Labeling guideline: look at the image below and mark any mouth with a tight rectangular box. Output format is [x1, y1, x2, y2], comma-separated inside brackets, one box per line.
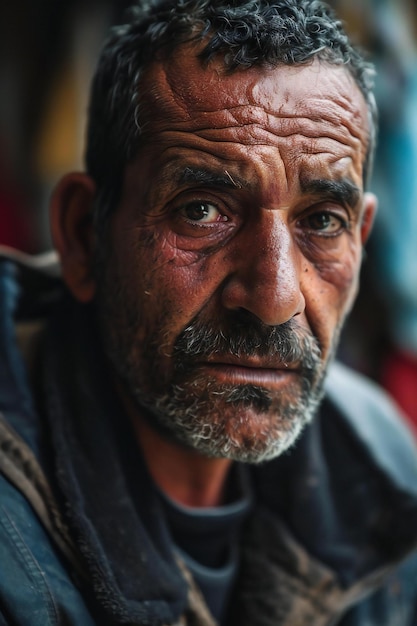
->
[195, 355, 301, 388]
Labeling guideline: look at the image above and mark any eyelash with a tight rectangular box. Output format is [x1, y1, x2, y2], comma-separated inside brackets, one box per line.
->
[297, 209, 350, 236]
[174, 199, 230, 228]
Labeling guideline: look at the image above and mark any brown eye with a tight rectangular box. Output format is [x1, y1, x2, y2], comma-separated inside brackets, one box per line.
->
[300, 211, 348, 234]
[180, 201, 228, 224]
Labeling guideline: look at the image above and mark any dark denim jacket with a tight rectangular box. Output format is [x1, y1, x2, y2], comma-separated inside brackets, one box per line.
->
[1, 254, 417, 626]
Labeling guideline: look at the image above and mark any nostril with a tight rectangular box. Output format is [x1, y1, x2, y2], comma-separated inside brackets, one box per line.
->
[221, 274, 305, 327]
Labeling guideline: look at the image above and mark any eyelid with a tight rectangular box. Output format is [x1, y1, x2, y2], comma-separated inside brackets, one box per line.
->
[300, 199, 351, 219]
[175, 198, 220, 214]
[170, 189, 238, 218]
[296, 207, 351, 237]
[180, 200, 227, 224]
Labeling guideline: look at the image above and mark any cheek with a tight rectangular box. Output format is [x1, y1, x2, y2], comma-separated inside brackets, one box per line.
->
[316, 257, 359, 302]
[302, 242, 361, 343]
[307, 232, 362, 298]
[120, 226, 223, 328]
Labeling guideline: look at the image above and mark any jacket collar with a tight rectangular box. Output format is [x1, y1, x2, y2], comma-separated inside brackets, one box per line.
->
[40, 299, 189, 625]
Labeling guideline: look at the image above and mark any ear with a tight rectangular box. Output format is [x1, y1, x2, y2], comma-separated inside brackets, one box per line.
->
[360, 192, 377, 245]
[50, 173, 97, 302]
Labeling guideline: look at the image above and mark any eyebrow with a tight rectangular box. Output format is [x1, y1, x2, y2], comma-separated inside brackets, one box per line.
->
[178, 166, 245, 189]
[158, 165, 361, 210]
[300, 178, 361, 208]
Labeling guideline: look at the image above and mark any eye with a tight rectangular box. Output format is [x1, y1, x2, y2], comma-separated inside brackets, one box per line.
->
[179, 201, 228, 224]
[298, 210, 348, 235]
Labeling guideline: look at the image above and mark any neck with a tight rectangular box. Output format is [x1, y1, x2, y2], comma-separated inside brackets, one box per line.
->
[132, 414, 233, 508]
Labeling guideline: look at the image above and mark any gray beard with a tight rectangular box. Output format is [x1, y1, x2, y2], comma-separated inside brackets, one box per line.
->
[103, 312, 330, 464]
[137, 375, 326, 463]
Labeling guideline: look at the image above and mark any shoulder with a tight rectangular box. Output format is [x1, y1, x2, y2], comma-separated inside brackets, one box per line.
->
[339, 551, 417, 626]
[324, 361, 417, 495]
[0, 467, 95, 625]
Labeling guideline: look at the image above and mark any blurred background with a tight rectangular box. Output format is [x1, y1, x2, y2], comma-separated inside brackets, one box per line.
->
[0, 0, 416, 431]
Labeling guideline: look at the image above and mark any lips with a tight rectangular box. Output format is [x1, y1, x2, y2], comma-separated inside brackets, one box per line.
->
[195, 355, 300, 387]
[204, 353, 299, 370]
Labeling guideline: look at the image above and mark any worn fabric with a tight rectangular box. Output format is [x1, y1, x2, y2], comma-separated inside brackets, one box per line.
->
[1, 253, 417, 625]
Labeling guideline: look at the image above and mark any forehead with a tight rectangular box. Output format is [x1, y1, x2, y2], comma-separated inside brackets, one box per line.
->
[134, 45, 370, 187]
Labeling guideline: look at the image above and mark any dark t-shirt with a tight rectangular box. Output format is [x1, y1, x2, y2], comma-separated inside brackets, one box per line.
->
[159, 464, 253, 624]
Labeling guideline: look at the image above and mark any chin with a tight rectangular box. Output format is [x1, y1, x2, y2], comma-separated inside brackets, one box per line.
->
[134, 377, 325, 464]
[186, 417, 308, 464]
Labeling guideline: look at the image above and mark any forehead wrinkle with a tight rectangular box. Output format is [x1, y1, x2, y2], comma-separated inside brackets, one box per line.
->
[194, 125, 361, 152]
[152, 129, 363, 179]
[149, 106, 362, 144]
[154, 106, 366, 156]
[141, 61, 368, 161]
[142, 62, 194, 125]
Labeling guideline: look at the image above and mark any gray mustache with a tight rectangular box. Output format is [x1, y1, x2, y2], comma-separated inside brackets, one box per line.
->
[173, 316, 322, 373]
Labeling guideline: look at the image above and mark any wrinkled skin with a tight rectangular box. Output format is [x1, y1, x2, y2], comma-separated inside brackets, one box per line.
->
[95, 48, 376, 466]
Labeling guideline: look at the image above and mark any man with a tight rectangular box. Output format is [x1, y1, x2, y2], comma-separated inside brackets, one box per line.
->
[1, 0, 417, 624]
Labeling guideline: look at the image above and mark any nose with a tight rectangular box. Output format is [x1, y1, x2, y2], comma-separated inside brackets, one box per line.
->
[221, 212, 305, 326]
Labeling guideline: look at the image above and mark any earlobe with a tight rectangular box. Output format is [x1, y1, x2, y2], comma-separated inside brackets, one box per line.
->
[361, 192, 378, 245]
[50, 173, 97, 303]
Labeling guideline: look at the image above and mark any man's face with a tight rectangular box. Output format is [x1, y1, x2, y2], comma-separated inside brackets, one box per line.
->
[96, 49, 374, 463]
